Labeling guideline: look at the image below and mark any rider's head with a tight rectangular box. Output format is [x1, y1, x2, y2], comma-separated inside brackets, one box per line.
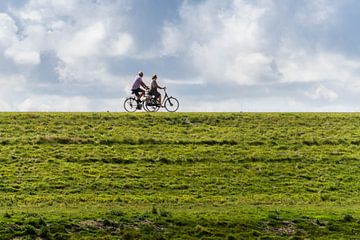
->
[152, 74, 157, 80]
[138, 71, 144, 77]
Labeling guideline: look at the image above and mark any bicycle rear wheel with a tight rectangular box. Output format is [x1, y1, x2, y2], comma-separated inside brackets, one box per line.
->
[144, 101, 160, 112]
[123, 97, 138, 112]
[164, 97, 179, 112]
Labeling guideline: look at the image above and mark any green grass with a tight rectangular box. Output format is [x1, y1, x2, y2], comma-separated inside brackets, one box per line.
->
[1, 112, 360, 239]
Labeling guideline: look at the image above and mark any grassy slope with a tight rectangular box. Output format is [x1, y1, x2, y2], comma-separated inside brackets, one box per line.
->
[1, 112, 360, 239]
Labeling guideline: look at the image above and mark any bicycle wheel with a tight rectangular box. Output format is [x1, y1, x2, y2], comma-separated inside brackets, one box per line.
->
[142, 101, 149, 112]
[144, 101, 160, 112]
[164, 97, 179, 112]
[123, 97, 138, 112]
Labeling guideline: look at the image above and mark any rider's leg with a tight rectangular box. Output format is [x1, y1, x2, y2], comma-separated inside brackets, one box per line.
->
[133, 89, 141, 102]
[154, 92, 161, 106]
[139, 89, 145, 100]
[136, 91, 143, 109]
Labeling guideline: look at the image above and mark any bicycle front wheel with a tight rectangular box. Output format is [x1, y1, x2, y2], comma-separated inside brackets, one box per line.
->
[164, 97, 179, 112]
[123, 97, 138, 112]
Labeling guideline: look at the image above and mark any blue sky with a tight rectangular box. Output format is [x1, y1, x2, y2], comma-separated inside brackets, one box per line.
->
[0, 0, 360, 111]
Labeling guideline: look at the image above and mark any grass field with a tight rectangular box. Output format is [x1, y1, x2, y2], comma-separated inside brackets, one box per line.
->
[1, 112, 360, 239]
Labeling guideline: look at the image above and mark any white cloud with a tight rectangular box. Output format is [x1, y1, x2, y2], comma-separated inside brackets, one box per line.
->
[5, 47, 41, 65]
[16, 95, 129, 112]
[159, 0, 279, 85]
[224, 52, 276, 85]
[180, 98, 244, 112]
[159, 24, 183, 56]
[107, 32, 133, 56]
[0, 99, 12, 111]
[0, 13, 42, 65]
[0, 74, 27, 111]
[287, 98, 304, 109]
[0, 13, 18, 48]
[0, 74, 27, 92]
[15, 0, 76, 23]
[278, 50, 360, 84]
[296, 0, 339, 26]
[17, 95, 91, 112]
[180, 96, 304, 112]
[159, 0, 358, 88]
[8, 0, 133, 83]
[163, 78, 204, 86]
[305, 85, 338, 101]
[58, 22, 106, 62]
[55, 60, 124, 86]
[3, 24, 43, 65]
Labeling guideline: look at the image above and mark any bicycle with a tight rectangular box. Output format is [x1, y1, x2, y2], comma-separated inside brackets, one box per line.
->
[143, 88, 179, 112]
[124, 88, 179, 112]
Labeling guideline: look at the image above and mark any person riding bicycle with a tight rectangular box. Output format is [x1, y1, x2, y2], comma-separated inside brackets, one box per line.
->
[131, 71, 149, 108]
[149, 74, 165, 107]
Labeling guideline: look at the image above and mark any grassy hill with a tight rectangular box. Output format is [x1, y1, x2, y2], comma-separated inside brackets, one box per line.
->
[1, 112, 360, 239]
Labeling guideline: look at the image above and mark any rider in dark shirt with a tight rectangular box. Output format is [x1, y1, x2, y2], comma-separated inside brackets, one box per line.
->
[149, 74, 165, 107]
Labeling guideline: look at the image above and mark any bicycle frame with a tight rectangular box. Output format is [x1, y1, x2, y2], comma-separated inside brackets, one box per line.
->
[160, 89, 169, 106]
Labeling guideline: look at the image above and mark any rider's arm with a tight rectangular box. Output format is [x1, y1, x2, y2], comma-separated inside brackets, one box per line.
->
[141, 81, 149, 90]
[155, 81, 165, 90]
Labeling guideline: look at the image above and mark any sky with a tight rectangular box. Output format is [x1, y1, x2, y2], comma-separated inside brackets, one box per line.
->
[0, 0, 360, 112]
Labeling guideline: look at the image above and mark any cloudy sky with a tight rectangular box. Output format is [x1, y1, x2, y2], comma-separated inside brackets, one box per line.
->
[0, 0, 360, 111]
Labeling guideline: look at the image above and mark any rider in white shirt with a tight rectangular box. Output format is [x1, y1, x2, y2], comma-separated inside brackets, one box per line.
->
[131, 71, 149, 103]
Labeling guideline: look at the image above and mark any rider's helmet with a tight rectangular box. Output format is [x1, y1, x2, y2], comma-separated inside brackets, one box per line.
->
[152, 74, 157, 80]
[138, 71, 144, 77]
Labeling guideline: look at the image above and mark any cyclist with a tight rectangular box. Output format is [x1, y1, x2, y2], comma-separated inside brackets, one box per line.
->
[149, 74, 165, 107]
[131, 71, 149, 108]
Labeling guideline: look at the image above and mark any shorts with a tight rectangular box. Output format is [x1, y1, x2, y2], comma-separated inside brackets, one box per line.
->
[132, 88, 145, 97]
